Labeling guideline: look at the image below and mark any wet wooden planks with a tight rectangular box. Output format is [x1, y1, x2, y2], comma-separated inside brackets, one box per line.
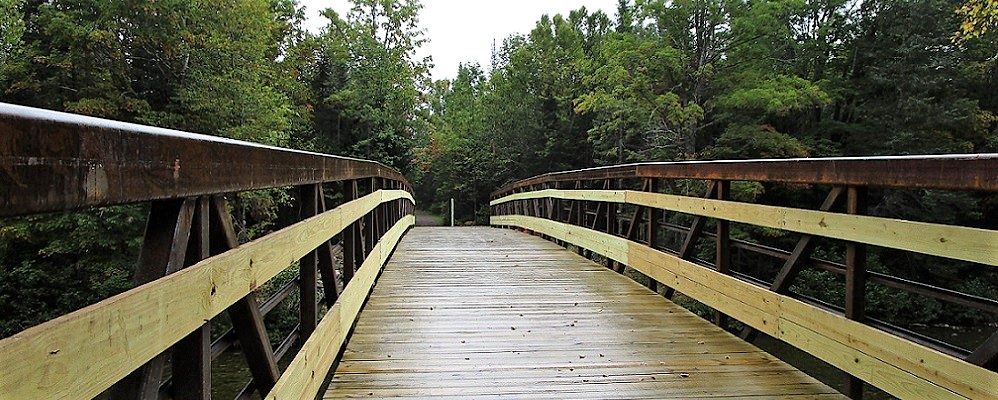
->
[324, 227, 843, 399]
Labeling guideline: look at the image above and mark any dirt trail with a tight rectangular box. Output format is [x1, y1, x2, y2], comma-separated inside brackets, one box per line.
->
[413, 210, 445, 226]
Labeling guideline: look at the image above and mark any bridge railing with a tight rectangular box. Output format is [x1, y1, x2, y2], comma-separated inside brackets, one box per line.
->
[490, 155, 997, 400]
[0, 103, 415, 400]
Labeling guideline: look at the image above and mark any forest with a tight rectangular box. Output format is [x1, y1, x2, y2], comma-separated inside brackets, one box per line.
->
[0, 0, 996, 346]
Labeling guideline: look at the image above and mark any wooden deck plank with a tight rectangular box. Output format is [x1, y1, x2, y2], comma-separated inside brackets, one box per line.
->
[325, 227, 843, 399]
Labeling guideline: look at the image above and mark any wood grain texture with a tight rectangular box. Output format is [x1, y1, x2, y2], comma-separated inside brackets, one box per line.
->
[266, 215, 414, 400]
[323, 227, 843, 399]
[0, 190, 413, 400]
[491, 189, 997, 266]
[492, 215, 998, 400]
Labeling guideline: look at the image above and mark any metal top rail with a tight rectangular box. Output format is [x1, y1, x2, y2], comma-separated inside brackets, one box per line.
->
[493, 154, 998, 197]
[0, 102, 410, 217]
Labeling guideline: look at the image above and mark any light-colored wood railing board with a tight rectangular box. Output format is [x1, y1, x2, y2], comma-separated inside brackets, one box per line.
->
[0, 190, 413, 400]
[490, 189, 625, 205]
[776, 295, 998, 400]
[266, 215, 414, 400]
[624, 190, 995, 267]
[490, 215, 997, 400]
[775, 318, 959, 399]
[626, 244, 784, 328]
[491, 189, 997, 266]
[633, 243, 975, 399]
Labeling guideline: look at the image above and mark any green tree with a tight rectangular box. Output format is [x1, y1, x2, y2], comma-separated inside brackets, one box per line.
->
[0, 0, 304, 336]
[955, 0, 998, 41]
[299, 0, 430, 170]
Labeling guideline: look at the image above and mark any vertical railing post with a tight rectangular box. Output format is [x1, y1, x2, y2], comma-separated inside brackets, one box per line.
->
[355, 180, 368, 265]
[607, 178, 623, 273]
[509, 189, 523, 223]
[366, 178, 378, 253]
[376, 178, 385, 237]
[342, 180, 359, 285]
[540, 185, 546, 220]
[171, 197, 212, 400]
[554, 181, 564, 246]
[396, 182, 403, 225]
[645, 178, 659, 292]
[390, 180, 397, 227]
[531, 185, 540, 238]
[395, 181, 402, 223]
[298, 184, 320, 341]
[546, 182, 554, 220]
[384, 180, 391, 233]
[573, 180, 585, 256]
[714, 180, 730, 328]
[844, 186, 868, 399]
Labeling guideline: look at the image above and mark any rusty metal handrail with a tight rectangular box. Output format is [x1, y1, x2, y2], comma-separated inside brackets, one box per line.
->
[1, 102, 411, 217]
[492, 154, 998, 198]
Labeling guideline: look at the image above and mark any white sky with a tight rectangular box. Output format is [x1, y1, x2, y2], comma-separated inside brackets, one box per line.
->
[298, 0, 618, 80]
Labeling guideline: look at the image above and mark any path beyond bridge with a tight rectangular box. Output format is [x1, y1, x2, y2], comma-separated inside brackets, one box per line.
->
[325, 227, 842, 399]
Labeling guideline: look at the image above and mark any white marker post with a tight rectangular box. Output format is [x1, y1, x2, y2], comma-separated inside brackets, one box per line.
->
[450, 198, 455, 226]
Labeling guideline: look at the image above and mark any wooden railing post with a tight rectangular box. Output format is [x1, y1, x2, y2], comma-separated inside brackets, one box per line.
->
[373, 179, 382, 238]
[381, 178, 389, 236]
[544, 182, 559, 220]
[381, 180, 388, 235]
[342, 180, 360, 285]
[608, 179, 624, 273]
[171, 197, 212, 400]
[844, 186, 868, 399]
[365, 178, 378, 256]
[533, 185, 542, 219]
[513, 189, 527, 220]
[646, 179, 659, 249]
[393, 181, 401, 224]
[573, 181, 585, 256]
[714, 180, 730, 328]
[298, 184, 320, 341]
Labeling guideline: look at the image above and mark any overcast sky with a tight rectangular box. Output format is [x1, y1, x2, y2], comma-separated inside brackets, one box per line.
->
[298, 0, 618, 80]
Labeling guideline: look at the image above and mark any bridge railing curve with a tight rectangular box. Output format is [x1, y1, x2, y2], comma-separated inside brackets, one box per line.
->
[490, 155, 997, 400]
[0, 103, 415, 400]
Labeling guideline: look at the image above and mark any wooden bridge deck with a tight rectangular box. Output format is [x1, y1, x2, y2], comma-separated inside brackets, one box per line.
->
[324, 227, 844, 399]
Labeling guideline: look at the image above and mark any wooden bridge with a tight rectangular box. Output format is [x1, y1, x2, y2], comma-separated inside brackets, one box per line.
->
[0, 103, 996, 400]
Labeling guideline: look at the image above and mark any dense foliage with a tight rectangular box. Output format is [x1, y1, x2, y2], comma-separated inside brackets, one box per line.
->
[0, 0, 428, 337]
[0, 0, 995, 339]
[420, 0, 997, 221]
[414, 0, 997, 328]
